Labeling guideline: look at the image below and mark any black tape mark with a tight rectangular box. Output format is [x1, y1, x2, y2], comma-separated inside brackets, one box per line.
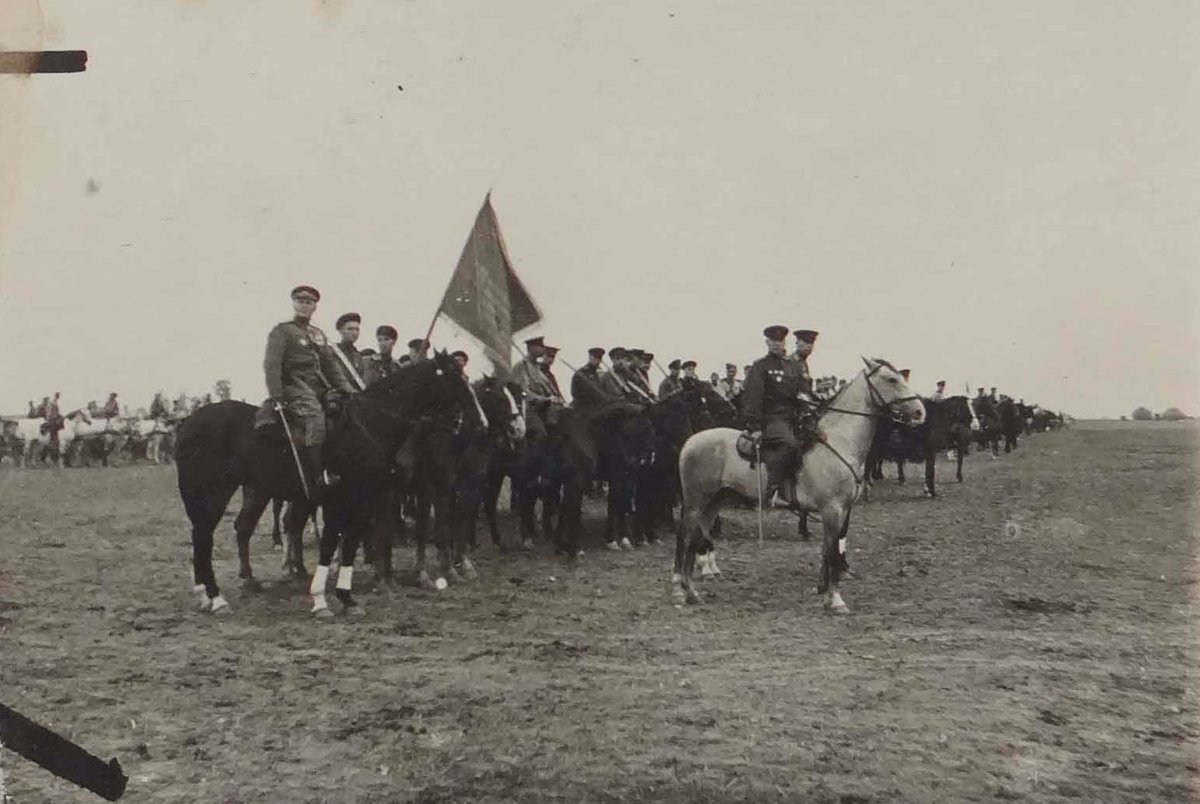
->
[0, 50, 88, 74]
[0, 702, 127, 800]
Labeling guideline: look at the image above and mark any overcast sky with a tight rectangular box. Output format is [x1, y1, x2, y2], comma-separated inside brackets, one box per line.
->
[2, 0, 1197, 418]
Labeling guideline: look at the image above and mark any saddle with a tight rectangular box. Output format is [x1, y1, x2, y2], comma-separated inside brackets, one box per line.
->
[735, 432, 760, 468]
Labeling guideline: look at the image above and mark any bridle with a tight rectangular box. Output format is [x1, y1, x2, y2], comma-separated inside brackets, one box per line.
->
[811, 362, 921, 487]
[820, 362, 921, 423]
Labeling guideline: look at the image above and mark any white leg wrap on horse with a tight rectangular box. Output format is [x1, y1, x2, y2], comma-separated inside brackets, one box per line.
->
[311, 593, 328, 613]
[336, 566, 353, 591]
[210, 595, 229, 613]
[194, 584, 209, 610]
[310, 565, 329, 596]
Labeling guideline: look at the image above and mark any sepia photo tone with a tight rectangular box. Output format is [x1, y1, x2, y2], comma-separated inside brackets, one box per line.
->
[1, 1, 1197, 801]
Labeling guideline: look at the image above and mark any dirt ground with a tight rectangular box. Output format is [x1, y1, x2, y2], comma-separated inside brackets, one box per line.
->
[1, 421, 1197, 803]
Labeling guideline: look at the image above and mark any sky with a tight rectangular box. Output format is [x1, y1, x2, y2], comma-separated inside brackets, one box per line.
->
[1, 0, 1198, 418]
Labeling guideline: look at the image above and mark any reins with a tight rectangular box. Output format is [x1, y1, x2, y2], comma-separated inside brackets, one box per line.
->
[811, 363, 921, 487]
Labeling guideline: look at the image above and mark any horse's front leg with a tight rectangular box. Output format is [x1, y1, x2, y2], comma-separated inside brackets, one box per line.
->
[283, 500, 311, 579]
[819, 506, 852, 615]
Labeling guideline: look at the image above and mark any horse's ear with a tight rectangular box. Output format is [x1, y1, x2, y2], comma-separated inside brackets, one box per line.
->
[860, 356, 874, 370]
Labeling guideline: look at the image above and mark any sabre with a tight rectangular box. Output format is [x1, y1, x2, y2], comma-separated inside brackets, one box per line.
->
[275, 402, 311, 502]
[755, 439, 765, 545]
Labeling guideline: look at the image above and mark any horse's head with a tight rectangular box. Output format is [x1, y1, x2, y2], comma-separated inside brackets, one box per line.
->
[860, 357, 924, 426]
[473, 375, 526, 444]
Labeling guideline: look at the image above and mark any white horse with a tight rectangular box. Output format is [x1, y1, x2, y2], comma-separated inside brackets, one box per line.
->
[673, 358, 925, 614]
[6, 412, 92, 467]
[128, 418, 171, 464]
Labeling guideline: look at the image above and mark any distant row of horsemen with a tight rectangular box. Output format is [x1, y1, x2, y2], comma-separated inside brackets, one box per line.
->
[173, 286, 1066, 616]
[2, 391, 222, 467]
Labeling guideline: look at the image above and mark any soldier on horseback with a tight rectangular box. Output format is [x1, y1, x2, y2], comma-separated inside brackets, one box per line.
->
[254, 285, 357, 496]
[743, 326, 810, 509]
[658, 359, 684, 399]
[332, 312, 366, 390]
[101, 393, 120, 419]
[570, 347, 614, 411]
[363, 325, 400, 386]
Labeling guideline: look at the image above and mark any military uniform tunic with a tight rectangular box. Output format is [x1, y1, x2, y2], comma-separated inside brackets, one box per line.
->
[335, 342, 366, 389]
[742, 353, 808, 479]
[658, 376, 683, 399]
[363, 352, 399, 387]
[571, 365, 613, 409]
[263, 316, 354, 446]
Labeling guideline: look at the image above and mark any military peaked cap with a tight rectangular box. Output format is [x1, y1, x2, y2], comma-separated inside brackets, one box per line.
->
[407, 338, 426, 349]
[793, 329, 819, 343]
[525, 336, 545, 349]
[588, 347, 606, 358]
[725, 363, 736, 370]
[609, 347, 627, 359]
[681, 360, 697, 370]
[376, 325, 398, 339]
[667, 359, 681, 370]
[451, 350, 468, 361]
[335, 312, 361, 329]
[763, 325, 789, 341]
[291, 285, 320, 301]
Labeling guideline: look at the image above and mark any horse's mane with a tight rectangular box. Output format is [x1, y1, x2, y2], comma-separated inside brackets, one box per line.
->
[868, 357, 900, 374]
[361, 354, 456, 400]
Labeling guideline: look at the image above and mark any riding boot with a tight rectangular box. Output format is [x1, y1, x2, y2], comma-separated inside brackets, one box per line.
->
[764, 460, 793, 509]
[308, 445, 340, 487]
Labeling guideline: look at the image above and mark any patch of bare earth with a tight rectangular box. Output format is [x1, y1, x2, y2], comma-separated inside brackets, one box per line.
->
[1, 422, 1196, 802]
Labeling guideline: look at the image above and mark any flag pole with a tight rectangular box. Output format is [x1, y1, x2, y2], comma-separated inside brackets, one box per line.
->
[651, 357, 670, 379]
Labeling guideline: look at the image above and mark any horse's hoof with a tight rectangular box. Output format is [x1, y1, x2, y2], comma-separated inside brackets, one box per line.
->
[210, 596, 232, 616]
[272, 543, 283, 553]
[685, 590, 703, 605]
[826, 602, 851, 616]
[312, 606, 334, 619]
[447, 568, 465, 585]
[241, 578, 263, 593]
[671, 587, 687, 605]
[606, 541, 621, 552]
[459, 559, 479, 580]
[521, 539, 535, 552]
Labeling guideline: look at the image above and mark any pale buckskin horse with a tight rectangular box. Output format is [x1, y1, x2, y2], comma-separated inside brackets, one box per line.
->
[673, 358, 925, 614]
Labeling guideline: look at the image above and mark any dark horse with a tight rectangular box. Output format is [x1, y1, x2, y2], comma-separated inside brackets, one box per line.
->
[865, 395, 974, 497]
[555, 401, 656, 557]
[998, 397, 1022, 453]
[176, 352, 474, 616]
[398, 375, 525, 589]
[636, 383, 739, 547]
[472, 377, 535, 552]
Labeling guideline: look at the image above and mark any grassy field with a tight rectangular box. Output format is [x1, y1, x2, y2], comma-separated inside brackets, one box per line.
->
[1, 421, 1197, 802]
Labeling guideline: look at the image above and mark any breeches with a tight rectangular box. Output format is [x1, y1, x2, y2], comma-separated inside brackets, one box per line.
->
[283, 391, 325, 447]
